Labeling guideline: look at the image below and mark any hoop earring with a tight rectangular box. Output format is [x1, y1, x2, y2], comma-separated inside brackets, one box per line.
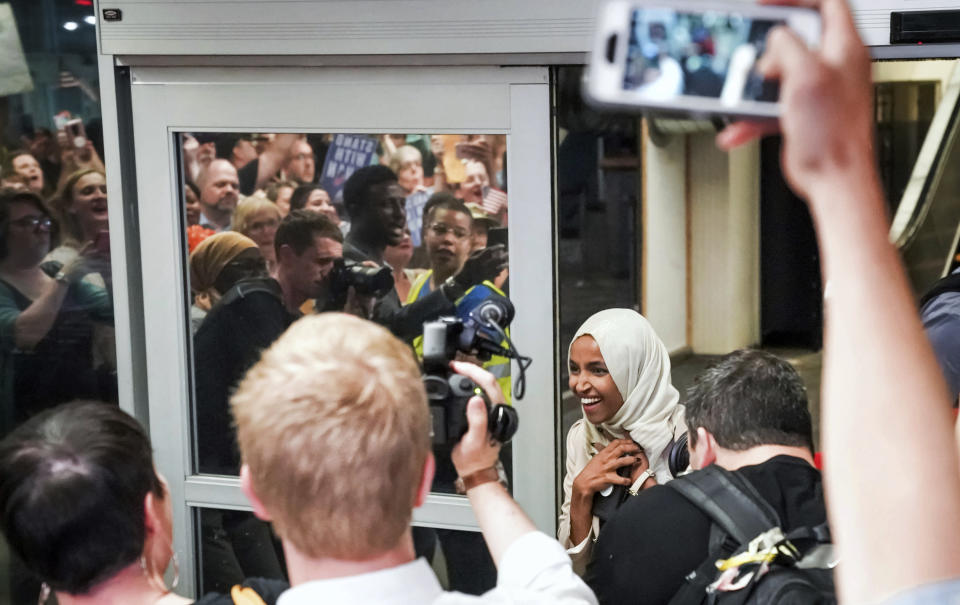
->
[37, 583, 50, 605]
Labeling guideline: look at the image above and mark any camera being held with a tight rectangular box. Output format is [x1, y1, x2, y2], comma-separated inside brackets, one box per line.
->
[324, 258, 394, 310]
[421, 292, 530, 446]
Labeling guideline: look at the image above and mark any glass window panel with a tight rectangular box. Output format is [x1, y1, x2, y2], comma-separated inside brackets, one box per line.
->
[1, 6, 111, 604]
[197, 508, 287, 597]
[553, 66, 643, 467]
[412, 526, 496, 595]
[178, 132, 511, 494]
[196, 509, 494, 598]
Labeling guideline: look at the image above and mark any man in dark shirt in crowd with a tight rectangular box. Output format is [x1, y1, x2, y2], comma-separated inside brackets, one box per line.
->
[586, 349, 825, 605]
[341, 165, 507, 342]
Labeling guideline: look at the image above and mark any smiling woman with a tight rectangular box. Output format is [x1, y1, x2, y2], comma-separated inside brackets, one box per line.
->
[558, 308, 686, 576]
[47, 169, 110, 263]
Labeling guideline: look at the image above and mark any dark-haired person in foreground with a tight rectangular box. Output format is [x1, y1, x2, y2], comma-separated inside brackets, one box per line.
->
[232, 313, 596, 604]
[0, 401, 287, 605]
[586, 350, 824, 604]
[341, 165, 507, 341]
[717, 0, 960, 602]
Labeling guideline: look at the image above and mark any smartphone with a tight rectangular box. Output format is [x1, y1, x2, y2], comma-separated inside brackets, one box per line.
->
[585, 0, 821, 118]
[52, 111, 71, 131]
[65, 118, 87, 149]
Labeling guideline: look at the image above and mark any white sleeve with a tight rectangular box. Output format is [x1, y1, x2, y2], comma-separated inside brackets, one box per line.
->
[435, 532, 598, 605]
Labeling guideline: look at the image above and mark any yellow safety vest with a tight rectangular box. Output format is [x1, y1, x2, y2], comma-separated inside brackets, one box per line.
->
[408, 270, 512, 403]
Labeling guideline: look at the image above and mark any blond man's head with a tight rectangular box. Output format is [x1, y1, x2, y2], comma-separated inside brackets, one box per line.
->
[232, 313, 430, 559]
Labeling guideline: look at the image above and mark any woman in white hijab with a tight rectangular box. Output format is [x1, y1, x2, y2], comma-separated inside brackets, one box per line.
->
[558, 308, 686, 575]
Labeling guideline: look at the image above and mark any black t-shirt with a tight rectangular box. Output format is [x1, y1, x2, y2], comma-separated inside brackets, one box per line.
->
[194, 288, 296, 474]
[585, 455, 825, 605]
[194, 577, 289, 605]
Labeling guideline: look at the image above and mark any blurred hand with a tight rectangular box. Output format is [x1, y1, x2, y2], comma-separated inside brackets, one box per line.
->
[450, 361, 504, 477]
[343, 286, 375, 319]
[453, 245, 508, 291]
[717, 0, 873, 202]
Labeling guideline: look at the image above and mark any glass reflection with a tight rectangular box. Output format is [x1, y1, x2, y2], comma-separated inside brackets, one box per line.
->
[179, 133, 511, 486]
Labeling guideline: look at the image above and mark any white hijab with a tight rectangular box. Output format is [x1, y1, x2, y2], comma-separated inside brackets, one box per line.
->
[569, 308, 684, 467]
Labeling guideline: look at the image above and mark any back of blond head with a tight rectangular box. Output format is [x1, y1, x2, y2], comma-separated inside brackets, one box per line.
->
[231, 313, 430, 559]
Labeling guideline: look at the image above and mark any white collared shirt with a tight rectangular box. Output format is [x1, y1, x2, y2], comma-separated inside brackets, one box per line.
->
[277, 531, 597, 605]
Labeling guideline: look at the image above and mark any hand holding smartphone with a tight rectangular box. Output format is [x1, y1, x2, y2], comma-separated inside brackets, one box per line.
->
[585, 0, 821, 119]
[64, 118, 87, 150]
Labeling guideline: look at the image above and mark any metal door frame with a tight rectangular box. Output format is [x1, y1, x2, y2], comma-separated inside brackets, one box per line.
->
[119, 64, 555, 595]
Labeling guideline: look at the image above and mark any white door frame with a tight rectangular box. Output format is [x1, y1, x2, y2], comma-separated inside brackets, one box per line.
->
[126, 65, 555, 595]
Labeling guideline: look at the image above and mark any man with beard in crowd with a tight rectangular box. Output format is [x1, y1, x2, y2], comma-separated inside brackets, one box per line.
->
[197, 159, 240, 232]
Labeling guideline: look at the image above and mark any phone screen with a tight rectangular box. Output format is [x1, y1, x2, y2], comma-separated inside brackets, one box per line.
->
[624, 8, 781, 104]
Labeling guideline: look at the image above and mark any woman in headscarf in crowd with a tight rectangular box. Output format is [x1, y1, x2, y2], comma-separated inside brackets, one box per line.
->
[232, 196, 281, 277]
[0, 401, 287, 605]
[0, 190, 113, 436]
[558, 308, 686, 575]
[188, 232, 261, 333]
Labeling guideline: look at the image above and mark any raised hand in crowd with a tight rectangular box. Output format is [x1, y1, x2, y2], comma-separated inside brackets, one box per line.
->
[56, 133, 105, 190]
[720, 0, 960, 602]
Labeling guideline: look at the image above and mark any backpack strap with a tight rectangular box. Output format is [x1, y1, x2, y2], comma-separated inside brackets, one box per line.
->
[217, 278, 283, 309]
[668, 465, 780, 545]
[919, 271, 960, 308]
[665, 466, 782, 605]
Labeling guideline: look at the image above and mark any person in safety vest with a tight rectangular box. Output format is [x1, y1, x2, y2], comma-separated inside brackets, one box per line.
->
[408, 192, 512, 401]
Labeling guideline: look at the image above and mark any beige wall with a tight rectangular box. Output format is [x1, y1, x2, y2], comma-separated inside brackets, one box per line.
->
[688, 134, 761, 354]
[642, 127, 688, 354]
[643, 129, 761, 356]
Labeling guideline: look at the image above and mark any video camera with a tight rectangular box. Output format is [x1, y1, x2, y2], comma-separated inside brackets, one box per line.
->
[421, 289, 530, 446]
[326, 259, 394, 309]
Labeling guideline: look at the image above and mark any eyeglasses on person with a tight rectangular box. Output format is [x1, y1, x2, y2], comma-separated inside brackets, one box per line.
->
[8, 215, 53, 232]
[428, 223, 470, 240]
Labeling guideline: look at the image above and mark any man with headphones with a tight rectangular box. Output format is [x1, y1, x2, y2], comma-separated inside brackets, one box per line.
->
[586, 350, 826, 604]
